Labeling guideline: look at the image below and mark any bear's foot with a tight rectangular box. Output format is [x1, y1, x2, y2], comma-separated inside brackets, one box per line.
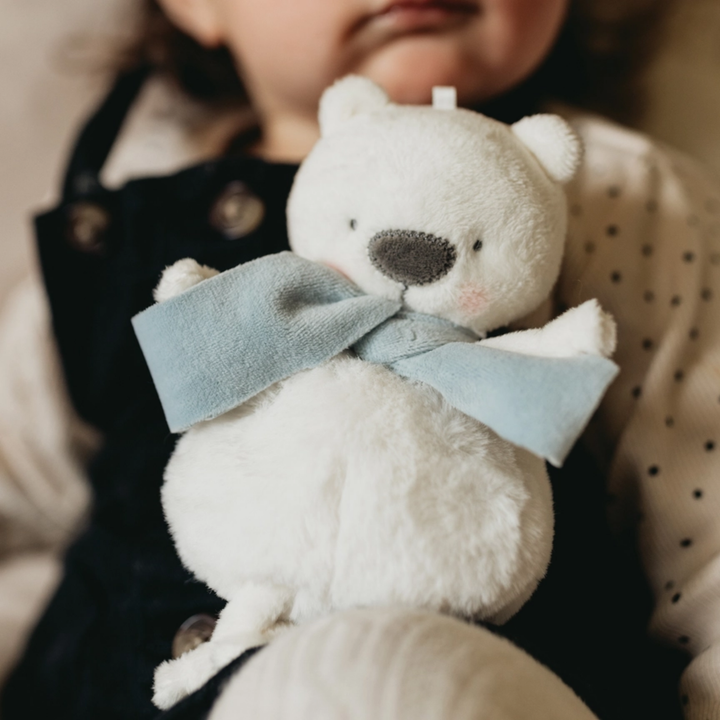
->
[152, 582, 295, 709]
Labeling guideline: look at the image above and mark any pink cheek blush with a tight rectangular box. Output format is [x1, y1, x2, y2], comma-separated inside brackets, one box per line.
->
[459, 286, 489, 316]
[321, 262, 351, 281]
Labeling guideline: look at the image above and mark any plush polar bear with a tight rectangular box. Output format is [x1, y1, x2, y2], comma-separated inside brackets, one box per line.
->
[147, 76, 616, 709]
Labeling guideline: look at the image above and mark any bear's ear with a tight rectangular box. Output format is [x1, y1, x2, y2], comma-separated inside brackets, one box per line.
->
[319, 75, 390, 137]
[511, 114, 583, 184]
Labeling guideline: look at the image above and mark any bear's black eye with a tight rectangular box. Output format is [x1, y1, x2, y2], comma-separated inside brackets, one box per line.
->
[473, 239, 483, 252]
[350, 219, 357, 230]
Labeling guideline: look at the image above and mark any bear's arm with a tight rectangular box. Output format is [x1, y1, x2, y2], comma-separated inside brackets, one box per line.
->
[478, 299, 615, 359]
[153, 258, 219, 303]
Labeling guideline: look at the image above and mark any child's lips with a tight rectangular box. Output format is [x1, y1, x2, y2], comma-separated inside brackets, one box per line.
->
[370, 0, 480, 33]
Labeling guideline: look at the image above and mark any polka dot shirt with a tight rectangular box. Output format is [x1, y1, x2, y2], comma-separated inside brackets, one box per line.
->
[557, 109, 720, 720]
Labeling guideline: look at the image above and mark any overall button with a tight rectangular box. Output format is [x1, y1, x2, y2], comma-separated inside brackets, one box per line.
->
[171, 613, 217, 659]
[65, 202, 110, 253]
[210, 181, 265, 239]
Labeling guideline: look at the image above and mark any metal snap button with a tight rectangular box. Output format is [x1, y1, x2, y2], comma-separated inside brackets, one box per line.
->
[210, 181, 265, 240]
[65, 202, 110, 253]
[171, 613, 217, 659]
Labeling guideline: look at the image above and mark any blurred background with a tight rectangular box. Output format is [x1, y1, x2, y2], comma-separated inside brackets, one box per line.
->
[0, 0, 136, 305]
[2, 0, 720, 305]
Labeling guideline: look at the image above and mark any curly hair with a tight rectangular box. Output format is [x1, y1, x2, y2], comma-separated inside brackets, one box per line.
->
[121, 0, 676, 124]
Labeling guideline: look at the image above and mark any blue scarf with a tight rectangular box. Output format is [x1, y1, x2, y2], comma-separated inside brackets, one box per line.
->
[132, 252, 618, 467]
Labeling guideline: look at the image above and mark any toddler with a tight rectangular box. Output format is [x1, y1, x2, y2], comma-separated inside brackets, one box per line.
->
[1, 0, 718, 718]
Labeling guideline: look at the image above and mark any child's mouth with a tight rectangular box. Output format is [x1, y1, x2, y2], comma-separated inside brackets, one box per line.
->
[371, 0, 480, 33]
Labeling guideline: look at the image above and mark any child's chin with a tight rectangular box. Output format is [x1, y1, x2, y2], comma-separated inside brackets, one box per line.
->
[358, 39, 492, 106]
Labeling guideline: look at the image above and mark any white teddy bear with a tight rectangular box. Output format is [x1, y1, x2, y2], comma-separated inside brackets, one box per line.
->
[138, 76, 617, 709]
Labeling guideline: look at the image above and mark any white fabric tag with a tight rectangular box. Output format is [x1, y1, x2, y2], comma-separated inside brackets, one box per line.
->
[432, 87, 457, 110]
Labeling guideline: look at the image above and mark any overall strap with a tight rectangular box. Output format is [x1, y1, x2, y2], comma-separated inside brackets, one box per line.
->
[61, 65, 151, 202]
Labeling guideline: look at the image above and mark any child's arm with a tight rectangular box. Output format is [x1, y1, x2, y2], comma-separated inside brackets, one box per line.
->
[0, 276, 98, 685]
[560, 111, 720, 719]
[0, 277, 96, 553]
[208, 608, 600, 720]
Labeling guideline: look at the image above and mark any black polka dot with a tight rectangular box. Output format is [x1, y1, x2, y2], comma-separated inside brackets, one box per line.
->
[693, 489, 703, 499]
[671, 295, 682, 307]
[705, 440, 715, 451]
[680, 538, 693, 548]
[631, 386, 642, 398]
[610, 271, 622, 283]
[679, 635, 690, 644]
[644, 290, 655, 302]
[690, 327, 700, 340]
[665, 416, 675, 428]
[642, 338, 653, 350]
[665, 580, 675, 590]
[570, 203, 582, 216]
[701, 288, 713, 301]
[672, 592, 682, 603]
[674, 370, 685, 382]
[608, 185, 621, 198]
[584, 241, 595, 254]
[683, 251, 695, 263]
[648, 465, 660, 476]
[641, 244, 653, 257]
[687, 214, 700, 227]
[606, 224, 619, 237]
[646, 199, 658, 212]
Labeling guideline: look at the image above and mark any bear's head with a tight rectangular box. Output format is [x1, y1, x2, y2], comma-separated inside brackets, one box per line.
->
[287, 75, 582, 335]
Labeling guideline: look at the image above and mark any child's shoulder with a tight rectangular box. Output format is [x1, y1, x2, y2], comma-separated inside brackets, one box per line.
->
[99, 75, 251, 190]
[552, 104, 720, 199]
[556, 106, 654, 157]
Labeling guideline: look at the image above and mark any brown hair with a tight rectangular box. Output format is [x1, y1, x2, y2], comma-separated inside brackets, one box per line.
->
[121, 0, 676, 124]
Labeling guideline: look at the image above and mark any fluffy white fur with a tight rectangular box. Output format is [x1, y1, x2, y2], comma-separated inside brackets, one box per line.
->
[153, 258, 219, 303]
[150, 76, 614, 709]
[480, 299, 616, 359]
[318, 74, 390, 136]
[512, 114, 584, 185]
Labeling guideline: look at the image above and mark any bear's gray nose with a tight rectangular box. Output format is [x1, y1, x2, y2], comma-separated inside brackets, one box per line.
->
[368, 230, 457, 286]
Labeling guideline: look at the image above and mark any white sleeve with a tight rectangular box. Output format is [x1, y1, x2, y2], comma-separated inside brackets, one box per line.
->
[209, 607, 599, 720]
[559, 114, 720, 719]
[0, 275, 97, 556]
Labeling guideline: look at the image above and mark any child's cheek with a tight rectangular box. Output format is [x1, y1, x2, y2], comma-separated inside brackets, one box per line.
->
[458, 285, 489, 316]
